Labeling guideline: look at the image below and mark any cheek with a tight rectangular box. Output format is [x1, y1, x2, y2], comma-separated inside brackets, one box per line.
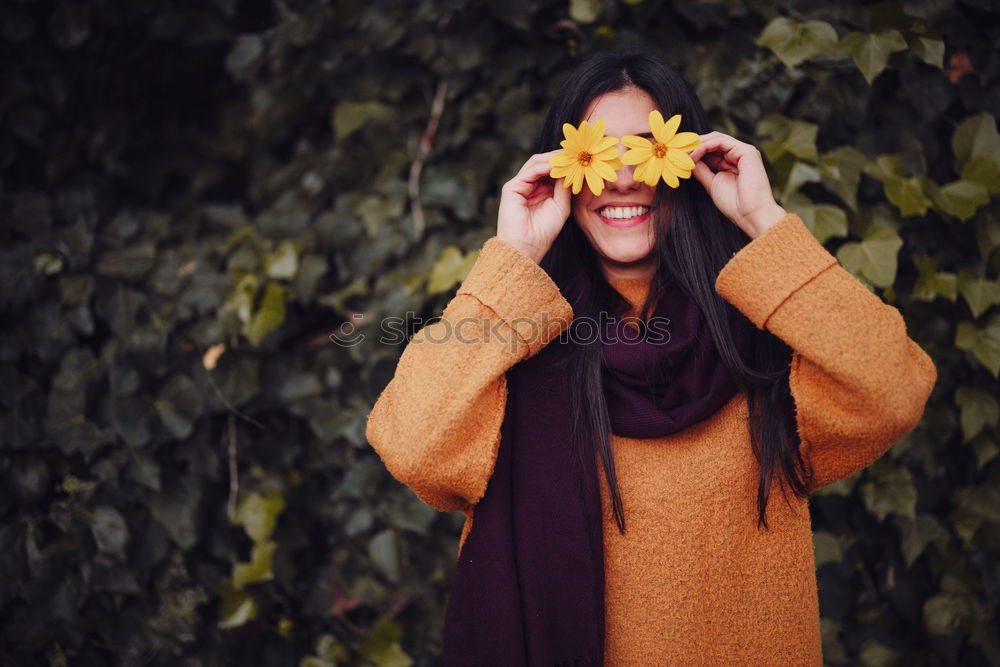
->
[571, 199, 590, 226]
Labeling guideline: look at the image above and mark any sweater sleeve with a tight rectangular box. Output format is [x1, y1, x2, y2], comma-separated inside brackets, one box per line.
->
[364, 236, 574, 513]
[714, 212, 937, 493]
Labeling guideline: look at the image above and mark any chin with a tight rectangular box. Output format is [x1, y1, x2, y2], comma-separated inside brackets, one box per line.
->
[580, 222, 655, 263]
[596, 243, 653, 266]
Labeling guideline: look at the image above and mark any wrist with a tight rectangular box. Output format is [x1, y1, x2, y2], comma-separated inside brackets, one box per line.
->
[745, 204, 787, 240]
[496, 235, 544, 264]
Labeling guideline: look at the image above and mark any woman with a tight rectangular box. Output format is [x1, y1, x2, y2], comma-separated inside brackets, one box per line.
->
[365, 50, 937, 666]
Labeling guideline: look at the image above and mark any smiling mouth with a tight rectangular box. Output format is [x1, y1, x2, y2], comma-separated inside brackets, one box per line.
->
[597, 205, 652, 219]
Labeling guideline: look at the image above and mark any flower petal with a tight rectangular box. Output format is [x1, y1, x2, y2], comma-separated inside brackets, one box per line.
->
[666, 149, 695, 170]
[606, 158, 623, 170]
[622, 135, 651, 150]
[638, 158, 662, 187]
[593, 147, 622, 163]
[661, 114, 682, 143]
[562, 161, 578, 189]
[633, 159, 650, 184]
[569, 165, 584, 194]
[549, 151, 577, 167]
[668, 131, 701, 149]
[577, 120, 592, 148]
[584, 167, 604, 196]
[587, 118, 607, 147]
[592, 159, 618, 182]
[621, 147, 652, 165]
[562, 122, 579, 144]
[648, 110, 669, 144]
[592, 135, 620, 154]
[661, 161, 680, 188]
[550, 164, 572, 179]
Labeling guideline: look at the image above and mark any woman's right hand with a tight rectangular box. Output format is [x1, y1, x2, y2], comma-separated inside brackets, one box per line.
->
[496, 150, 572, 264]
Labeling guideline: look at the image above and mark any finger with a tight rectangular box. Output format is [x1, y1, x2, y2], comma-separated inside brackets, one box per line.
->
[505, 156, 564, 197]
[692, 160, 714, 189]
[551, 173, 571, 214]
[689, 133, 755, 164]
[518, 149, 565, 173]
[703, 152, 731, 172]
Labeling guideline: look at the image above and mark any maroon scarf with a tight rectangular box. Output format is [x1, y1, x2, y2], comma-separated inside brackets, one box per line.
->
[442, 269, 755, 666]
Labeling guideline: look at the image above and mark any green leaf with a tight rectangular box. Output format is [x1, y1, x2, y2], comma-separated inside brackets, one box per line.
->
[243, 282, 287, 346]
[897, 514, 950, 568]
[812, 531, 842, 567]
[911, 36, 944, 69]
[369, 528, 402, 584]
[569, 0, 601, 24]
[961, 157, 1000, 196]
[358, 618, 414, 667]
[863, 154, 904, 181]
[957, 270, 1000, 318]
[90, 506, 129, 558]
[975, 208, 1000, 262]
[858, 640, 901, 667]
[836, 224, 903, 288]
[233, 488, 286, 542]
[264, 240, 299, 280]
[780, 161, 821, 201]
[333, 101, 390, 142]
[96, 244, 157, 280]
[954, 385, 999, 442]
[756, 17, 838, 69]
[969, 433, 999, 470]
[318, 276, 369, 313]
[819, 146, 866, 211]
[155, 374, 204, 440]
[427, 246, 479, 295]
[929, 180, 991, 221]
[225, 34, 264, 81]
[218, 584, 257, 629]
[756, 114, 819, 164]
[912, 255, 957, 302]
[790, 200, 848, 245]
[883, 176, 934, 217]
[952, 112, 1000, 168]
[955, 314, 1000, 377]
[923, 593, 985, 636]
[232, 540, 278, 589]
[225, 273, 261, 324]
[858, 459, 916, 521]
[820, 618, 849, 664]
[839, 29, 908, 85]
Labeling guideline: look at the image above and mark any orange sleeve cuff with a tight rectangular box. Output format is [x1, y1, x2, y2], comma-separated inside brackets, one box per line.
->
[714, 213, 838, 330]
[456, 237, 574, 359]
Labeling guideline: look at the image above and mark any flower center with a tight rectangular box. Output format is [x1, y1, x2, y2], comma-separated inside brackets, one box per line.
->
[578, 151, 593, 166]
[652, 142, 667, 159]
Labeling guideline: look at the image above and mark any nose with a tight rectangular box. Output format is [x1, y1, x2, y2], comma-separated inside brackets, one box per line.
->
[609, 142, 640, 191]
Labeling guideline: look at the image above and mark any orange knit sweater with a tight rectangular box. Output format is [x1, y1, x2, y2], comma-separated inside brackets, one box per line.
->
[365, 212, 937, 665]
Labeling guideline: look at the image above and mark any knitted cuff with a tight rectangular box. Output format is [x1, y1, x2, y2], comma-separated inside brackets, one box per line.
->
[455, 236, 574, 358]
[714, 213, 839, 330]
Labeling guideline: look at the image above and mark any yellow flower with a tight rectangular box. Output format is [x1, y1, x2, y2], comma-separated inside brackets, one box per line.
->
[548, 118, 623, 196]
[621, 111, 702, 188]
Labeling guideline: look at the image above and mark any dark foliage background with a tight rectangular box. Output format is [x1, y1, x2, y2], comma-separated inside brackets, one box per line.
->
[1, 0, 998, 664]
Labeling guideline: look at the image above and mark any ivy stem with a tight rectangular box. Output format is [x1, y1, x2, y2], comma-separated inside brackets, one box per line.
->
[409, 80, 448, 240]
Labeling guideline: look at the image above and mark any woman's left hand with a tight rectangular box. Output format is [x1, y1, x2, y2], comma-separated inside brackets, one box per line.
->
[688, 131, 788, 240]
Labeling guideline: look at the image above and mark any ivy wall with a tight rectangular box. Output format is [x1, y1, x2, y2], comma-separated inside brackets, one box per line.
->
[1, 0, 998, 664]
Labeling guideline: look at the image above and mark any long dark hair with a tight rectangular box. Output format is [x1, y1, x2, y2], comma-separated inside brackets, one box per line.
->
[534, 49, 810, 534]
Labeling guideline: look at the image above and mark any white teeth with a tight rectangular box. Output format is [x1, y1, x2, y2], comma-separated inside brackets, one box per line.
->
[600, 205, 650, 219]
